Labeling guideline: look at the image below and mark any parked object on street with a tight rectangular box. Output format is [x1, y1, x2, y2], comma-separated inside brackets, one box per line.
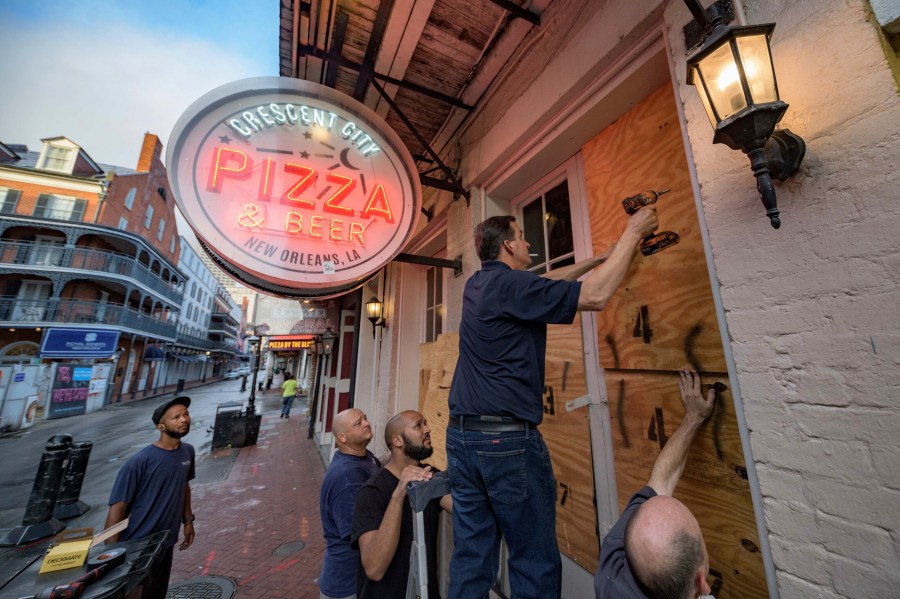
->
[0, 434, 73, 547]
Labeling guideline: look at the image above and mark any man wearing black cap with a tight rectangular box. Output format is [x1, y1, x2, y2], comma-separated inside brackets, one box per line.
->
[104, 396, 196, 599]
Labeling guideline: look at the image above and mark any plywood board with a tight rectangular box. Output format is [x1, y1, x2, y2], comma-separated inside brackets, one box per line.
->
[541, 320, 599, 571]
[419, 332, 459, 471]
[582, 83, 725, 373]
[607, 372, 765, 598]
[418, 327, 600, 571]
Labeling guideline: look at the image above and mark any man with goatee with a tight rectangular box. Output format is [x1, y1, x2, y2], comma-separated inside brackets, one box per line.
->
[352, 411, 452, 599]
[104, 396, 196, 599]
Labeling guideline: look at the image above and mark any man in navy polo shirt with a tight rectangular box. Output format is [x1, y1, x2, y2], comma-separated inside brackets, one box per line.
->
[446, 207, 658, 599]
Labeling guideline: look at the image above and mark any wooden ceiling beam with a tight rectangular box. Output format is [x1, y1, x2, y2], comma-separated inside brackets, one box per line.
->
[353, 0, 395, 101]
[297, 44, 474, 110]
[488, 0, 541, 25]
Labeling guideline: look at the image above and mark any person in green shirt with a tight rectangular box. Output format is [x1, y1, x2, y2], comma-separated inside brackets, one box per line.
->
[281, 373, 299, 418]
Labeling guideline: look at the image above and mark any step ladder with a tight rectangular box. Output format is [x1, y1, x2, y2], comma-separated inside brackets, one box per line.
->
[405, 471, 450, 599]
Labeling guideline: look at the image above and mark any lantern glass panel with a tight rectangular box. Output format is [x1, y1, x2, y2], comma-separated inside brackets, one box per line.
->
[693, 67, 719, 126]
[698, 41, 747, 121]
[735, 34, 778, 104]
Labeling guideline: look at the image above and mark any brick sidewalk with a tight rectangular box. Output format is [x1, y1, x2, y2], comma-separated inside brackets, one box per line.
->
[169, 404, 327, 598]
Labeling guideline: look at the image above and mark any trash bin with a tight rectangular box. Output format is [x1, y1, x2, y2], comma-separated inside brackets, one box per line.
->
[211, 402, 243, 449]
[231, 412, 262, 448]
[175, 379, 185, 394]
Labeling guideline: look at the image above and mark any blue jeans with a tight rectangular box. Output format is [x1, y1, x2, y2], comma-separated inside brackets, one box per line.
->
[281, 395, 294, 416]
[445, 424, 561, 599]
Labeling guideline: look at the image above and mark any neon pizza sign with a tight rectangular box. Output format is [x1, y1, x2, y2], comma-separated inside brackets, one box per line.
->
[167, 77, 421, 298]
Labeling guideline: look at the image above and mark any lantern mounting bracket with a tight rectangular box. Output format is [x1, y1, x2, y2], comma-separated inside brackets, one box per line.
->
[682, 0, 735, 50]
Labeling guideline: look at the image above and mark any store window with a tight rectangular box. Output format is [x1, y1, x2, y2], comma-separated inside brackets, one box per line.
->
[519, 180, 575, 275]
[424, 266, 443, 342]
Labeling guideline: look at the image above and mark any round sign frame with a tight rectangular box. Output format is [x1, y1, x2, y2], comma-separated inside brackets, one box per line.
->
[167, 77, 421, 298]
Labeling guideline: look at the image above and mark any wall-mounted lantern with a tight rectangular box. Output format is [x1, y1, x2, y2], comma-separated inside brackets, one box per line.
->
[684, 0, 805, 228]
[322, 327, 337, 356]
[365, 297, 387, 336]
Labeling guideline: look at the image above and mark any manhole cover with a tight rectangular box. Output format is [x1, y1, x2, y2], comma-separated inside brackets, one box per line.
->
[272, 539, 306, 557]
[167, 575, 236, 598]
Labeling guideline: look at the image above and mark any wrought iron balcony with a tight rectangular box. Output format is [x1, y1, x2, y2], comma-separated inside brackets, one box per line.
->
[176, 331, 217, 350]
[0, 297, 177, 339]
[0, 240, 183, 304]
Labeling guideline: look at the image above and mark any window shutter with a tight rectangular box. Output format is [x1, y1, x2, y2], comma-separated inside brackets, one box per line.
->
[72, 199, 87, 221]
[34, 193, 50, 217]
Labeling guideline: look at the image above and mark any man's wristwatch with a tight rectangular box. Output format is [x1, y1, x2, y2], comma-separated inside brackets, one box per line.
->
[183, 514, 195, 525]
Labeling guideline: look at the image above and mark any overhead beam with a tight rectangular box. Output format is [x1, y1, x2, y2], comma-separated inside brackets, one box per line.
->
[297, 44, 473, 110]
[487, 0, 541, 25]
[324, 10, 349, 88]
[353, 0, 395, 100]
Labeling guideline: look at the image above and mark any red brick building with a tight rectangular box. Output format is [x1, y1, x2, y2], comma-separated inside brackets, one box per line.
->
[0, 134, 185, 415]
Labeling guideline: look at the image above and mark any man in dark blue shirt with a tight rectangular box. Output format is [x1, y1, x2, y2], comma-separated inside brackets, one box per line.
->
[105, 396, 196, 599]
[446, 207, 658, 599]
[319, 408, 380, 599]
[594, 371, 715, 599]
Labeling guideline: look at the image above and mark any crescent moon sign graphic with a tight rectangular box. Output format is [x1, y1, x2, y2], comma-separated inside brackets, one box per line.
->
[339, 147, 360, 171]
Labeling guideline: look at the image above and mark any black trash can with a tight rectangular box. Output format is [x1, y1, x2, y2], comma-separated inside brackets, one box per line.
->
[231, 412, 262, 447]
[175, 378, 185, 394]
[211, 402, 243, 449]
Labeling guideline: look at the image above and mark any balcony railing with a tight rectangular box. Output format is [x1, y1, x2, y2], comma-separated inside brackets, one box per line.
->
[208, 321, 238, 337]
[0, 297, 177, 339]
[0, 240, 182, 304]
[174, 332, 238, 353]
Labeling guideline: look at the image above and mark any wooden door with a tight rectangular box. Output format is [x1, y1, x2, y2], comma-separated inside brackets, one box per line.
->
[581, 82, 766, 598]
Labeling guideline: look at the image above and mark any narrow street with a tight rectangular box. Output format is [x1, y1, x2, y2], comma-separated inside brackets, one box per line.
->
[0, 378, 247, 532]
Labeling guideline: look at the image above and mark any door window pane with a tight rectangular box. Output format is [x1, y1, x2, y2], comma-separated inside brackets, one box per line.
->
[424, 266, 444, 343]
[520, 180, 574, 274]
[522, 200, 546, 266]
[545, 181, 573, 261]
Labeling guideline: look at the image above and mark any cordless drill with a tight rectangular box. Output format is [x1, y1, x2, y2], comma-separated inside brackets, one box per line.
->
[621, 189, 680, 256]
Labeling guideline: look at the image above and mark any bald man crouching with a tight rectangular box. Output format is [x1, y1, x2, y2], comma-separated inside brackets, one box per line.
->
[594, 371, 715, 599]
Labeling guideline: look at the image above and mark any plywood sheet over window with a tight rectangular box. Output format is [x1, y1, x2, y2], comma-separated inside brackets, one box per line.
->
[583, 83, 725, 374]
[581, 82, 766, 598]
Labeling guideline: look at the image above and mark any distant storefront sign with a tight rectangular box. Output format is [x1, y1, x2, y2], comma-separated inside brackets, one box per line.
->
[267, 335, 315, 351]
[39, 328, 120, 358]
[167, 77, 421, 298]
[47, 364, 92, 419]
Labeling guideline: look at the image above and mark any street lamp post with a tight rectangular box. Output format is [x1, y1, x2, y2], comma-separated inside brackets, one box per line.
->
[247, 337, 260, 415]
[202, 351, 211, 382]
[162, 342, 175, 394]
[307, 336, 325, 440]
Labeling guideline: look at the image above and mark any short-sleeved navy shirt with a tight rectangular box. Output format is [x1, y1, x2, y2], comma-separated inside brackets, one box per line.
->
[594, 486, 657, 598]
[108, 443, 195, 549]
[448, 260, 581, 424]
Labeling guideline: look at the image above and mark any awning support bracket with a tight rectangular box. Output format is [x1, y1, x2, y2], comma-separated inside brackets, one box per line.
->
[394, 253, 463, 278]
[368, 77, 471, 206]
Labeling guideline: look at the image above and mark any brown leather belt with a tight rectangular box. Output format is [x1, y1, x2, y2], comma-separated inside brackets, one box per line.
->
[448, 415, 530, 432]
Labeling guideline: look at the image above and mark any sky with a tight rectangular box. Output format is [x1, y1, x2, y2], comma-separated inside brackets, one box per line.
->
[0, 0, 279, 169]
